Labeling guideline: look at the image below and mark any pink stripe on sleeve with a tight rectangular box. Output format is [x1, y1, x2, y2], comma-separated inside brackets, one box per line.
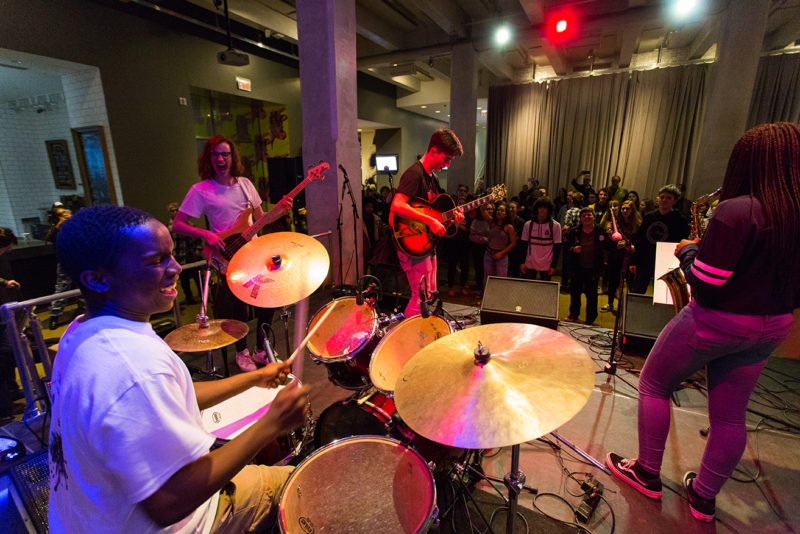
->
[694, 258, 733, 277]
[691, 266, 727, 285]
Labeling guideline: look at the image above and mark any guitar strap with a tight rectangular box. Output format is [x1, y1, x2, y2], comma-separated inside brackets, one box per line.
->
[236, 177, 255, 211]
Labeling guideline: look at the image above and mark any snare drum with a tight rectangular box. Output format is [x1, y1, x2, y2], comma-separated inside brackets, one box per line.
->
[278, 436, 437, 534]
[200, 385, 301, 466]
[314, 390, 465, 474]
[369, 314, 452, 396]
[307, 297, 380, 390]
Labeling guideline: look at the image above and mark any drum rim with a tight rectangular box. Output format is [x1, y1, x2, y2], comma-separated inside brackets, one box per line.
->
[307, 296, 380, 364]
[368, 314, 452, 397]
[277, 435, 437, 534]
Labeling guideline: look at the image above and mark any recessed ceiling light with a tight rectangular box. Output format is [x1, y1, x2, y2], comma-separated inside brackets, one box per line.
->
[421, 105, 427, 109]
[495, 26, 511, 46]
[435, 110, 441, 113]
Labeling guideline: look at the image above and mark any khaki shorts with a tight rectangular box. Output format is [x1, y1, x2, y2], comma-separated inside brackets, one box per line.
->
[210, 464, 293, 533]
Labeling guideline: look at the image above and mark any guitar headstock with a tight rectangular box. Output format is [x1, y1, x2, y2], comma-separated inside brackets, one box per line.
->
[489, 184, 507, 201]
[308, 162, 330, 181]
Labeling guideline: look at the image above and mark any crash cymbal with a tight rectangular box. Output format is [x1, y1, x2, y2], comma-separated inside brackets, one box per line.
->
[226, 232, 330, 308]
[394, 323, 594, 449]
[164, 319, 249, 352]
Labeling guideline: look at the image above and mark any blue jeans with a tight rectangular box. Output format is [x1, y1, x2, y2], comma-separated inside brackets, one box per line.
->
[637, 300, 792, 499]
[483, 251, 508, 287]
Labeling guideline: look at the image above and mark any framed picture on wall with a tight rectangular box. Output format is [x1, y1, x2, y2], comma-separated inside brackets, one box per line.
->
[45, 139, 76, 189]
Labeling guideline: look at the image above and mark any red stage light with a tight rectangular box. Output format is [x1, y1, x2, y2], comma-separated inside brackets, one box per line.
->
[545, 8, 577, 43]
[556, 19, 567, 33]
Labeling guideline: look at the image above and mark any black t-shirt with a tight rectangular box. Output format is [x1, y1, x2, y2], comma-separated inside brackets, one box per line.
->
[396, 160, 442, 202]
[633, 209, 689, 265]
[678, 196, 799, 315]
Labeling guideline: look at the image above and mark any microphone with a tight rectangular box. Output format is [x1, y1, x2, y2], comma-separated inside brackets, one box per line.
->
[383, 166, 391, 174]
[339, 164, 349, 181]
[419, 276, 430, 319]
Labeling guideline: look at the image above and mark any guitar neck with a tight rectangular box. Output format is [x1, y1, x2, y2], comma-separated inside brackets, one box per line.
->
[442, 194, 494, 222]
[242, 175, 313, 240]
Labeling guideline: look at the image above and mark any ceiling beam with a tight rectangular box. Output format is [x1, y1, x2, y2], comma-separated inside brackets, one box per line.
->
[763, 8, 800, 50]
[356, 6, 405, 51]
[518, 0, 544, 25]
[687, 21, 718, 59]
[542, 43, 568, 75]
[406, 0, 466, 38]
[357, 43, 455, 69]
[617, 24, 641, 68]
[478, 50, 515, 81]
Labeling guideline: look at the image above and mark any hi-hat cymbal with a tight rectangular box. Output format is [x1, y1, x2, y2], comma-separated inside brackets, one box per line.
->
[226, 232, 330, 308]
[394, 323, 594, 449]
[165, 319, 249, 352]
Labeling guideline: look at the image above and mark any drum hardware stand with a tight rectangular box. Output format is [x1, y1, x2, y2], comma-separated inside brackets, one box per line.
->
[334, 165, 360, 295]
[546, 431, 610, 475]
[194, 264, 227, 379]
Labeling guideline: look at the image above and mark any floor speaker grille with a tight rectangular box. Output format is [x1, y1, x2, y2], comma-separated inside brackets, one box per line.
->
[480, 277, 559, 329]
[11, 451, 49, 533]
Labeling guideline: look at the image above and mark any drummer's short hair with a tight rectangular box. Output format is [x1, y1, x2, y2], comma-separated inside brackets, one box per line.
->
[57, 205, 155, 290]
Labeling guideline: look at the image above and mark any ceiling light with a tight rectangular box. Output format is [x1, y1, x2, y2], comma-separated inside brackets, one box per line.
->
[421, 105, 427, 109]
[435, 110, 441, 113]
[495, 26, 511, 46]
[671, 0, 700, 19]
[556, 20, 567, 33]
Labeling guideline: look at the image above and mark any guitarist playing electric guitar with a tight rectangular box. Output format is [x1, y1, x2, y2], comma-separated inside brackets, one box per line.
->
[173, 135, 295, 373]
[389, 128, 465, 317]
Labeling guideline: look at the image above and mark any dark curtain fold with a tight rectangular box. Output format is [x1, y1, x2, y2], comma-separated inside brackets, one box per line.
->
[747, 53, 800, 127]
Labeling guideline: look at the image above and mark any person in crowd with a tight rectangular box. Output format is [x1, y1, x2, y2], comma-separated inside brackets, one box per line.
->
[587, 191, 597, 208]
[48, 204, 309, 532]
[592, 187, 611, 221]
[564, 208, 606, 325]
[167, 201, 203, 306]
[389, 129, 464, 316]
[609, 175, 628, 203]
[571, 170, 596, 199]
[607, 123, 800, 523]
[561, 191, 584, 291]
[507, 200, 526, 278]
[641, 197, 656, 214]
[520, 197, 562, 281]
[46, 203, 75, 329]
[630, 184, 690, 294]
[0, 227, 22, 425]
[627, 190, 641, 213]
[469, 202, 494, 294]
[676, 182, 692, 219]
[553, 187, 569, 217]
[556, 190, 573, 226]
[375, 185, 392, 223]
[445, 184, 472, 296]
[600, 200, 641, 312]
[518, 184, 531, 208]
[172, 135, 293, 372]
[483, 202, 517, 284]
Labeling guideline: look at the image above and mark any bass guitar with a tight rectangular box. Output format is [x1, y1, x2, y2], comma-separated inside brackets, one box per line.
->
[390, 184, 506, 258]
[204, 162, 329, 273]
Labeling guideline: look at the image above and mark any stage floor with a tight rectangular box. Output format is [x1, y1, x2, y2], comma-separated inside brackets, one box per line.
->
[3, 286, 799, 533]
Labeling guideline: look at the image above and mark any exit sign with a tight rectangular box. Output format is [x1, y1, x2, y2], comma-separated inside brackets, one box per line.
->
[236, 76, 251, 91]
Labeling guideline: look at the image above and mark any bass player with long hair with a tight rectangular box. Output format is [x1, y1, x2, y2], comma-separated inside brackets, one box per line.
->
[606, 122, 800, 522]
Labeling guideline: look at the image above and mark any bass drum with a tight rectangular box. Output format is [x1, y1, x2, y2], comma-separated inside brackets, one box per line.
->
[307, 297, 380, 390]
[278, 436, 437, 534]
[369, 314, 452, 397]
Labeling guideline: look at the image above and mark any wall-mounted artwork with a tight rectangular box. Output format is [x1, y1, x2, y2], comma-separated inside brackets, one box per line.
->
[45, 140, 76, 189]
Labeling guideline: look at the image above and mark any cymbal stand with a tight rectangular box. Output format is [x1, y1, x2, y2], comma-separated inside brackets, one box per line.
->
[279, 305, 292, 358]
[196, 263, 222, 378]
[502, 444, 526, 534]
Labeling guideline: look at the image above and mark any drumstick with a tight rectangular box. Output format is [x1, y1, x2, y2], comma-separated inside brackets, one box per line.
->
[285, 301, 338, 366]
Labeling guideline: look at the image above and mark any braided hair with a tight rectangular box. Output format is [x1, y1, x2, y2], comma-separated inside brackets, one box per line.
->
[720, 122, 800, 263]
[56, 205, 154, 290]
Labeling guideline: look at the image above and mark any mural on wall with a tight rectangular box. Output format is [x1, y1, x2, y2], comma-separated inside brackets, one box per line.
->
[191, 90, 290, 203]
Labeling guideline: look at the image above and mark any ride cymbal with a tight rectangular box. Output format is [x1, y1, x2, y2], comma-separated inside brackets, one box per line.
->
[226, 232, 330, 308]
[394, 323, 594, 449]
[164, 319, 249, 352]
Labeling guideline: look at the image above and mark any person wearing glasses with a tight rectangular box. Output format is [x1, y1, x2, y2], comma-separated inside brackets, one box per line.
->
[172, 136, 292, 372]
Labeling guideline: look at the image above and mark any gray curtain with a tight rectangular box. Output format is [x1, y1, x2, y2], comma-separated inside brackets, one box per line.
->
[617, 65, 708, 199]
[747, 53, 800, 127]
[486, 64, 709, 201]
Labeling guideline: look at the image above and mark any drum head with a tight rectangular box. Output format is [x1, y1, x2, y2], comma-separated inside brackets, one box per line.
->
[369, 315, 452, 395]
[279, 436, 436, 534]
[307, 297, 377, 362]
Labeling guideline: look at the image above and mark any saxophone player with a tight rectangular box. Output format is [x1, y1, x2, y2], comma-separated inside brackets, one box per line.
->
[606, 123, 800, 522]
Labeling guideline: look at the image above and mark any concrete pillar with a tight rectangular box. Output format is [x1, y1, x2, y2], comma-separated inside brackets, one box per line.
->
[691, 0, 770, 198]
[296, 0, 362, 287]
[448, 42, 478, 195]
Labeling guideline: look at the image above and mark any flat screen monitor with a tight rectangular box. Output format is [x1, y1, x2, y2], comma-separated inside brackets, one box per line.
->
[376, 154, 399, 173]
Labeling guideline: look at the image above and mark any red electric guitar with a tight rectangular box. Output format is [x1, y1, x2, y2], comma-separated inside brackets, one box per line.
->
[204, 162, 329, 273]
[390, 184, 506, 258]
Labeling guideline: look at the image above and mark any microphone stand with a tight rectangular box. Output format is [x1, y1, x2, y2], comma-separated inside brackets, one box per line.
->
[336, 176, 346, 291]
[385, 166, 400, 310]
[341, 165, 361, 286]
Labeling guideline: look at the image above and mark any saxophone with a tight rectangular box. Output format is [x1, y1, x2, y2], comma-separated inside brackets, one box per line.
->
[658, 188, 721, 313]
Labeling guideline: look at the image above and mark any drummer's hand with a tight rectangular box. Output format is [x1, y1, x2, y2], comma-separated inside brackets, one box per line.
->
[4, 279, 20, 289]
[266, 378, 309, 431]
[253, 353, 295, 388]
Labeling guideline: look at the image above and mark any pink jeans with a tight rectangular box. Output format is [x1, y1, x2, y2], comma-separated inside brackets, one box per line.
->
[397, 250, 437, 317]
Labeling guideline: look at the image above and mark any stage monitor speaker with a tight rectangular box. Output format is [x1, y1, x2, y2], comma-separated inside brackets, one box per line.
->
[621, 292, 675, 354]
[480, 277, 560, 330]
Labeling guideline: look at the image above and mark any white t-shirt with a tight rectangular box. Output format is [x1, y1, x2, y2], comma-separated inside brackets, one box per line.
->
[48, 315, 218, 533]
[521, 219, 562, 271]
[179, 177, 262, 233]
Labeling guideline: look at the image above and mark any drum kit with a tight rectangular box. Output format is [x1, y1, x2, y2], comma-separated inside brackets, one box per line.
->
[164, 231, 598, 534]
